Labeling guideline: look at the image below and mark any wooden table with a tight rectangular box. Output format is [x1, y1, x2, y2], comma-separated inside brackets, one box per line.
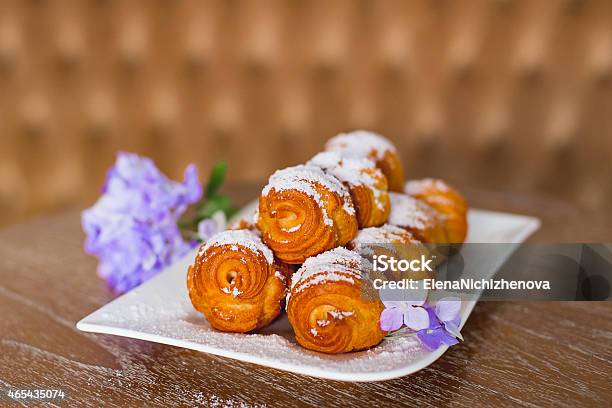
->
[1, 185, 610, 407]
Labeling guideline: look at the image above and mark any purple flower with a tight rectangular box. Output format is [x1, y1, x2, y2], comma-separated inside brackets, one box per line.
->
[197, 211, 227, 242]
[416, 298, 463, 351]
[435, 297, 463, 341]
[379, 285, 430, 331]
[82, 152, 202, 293]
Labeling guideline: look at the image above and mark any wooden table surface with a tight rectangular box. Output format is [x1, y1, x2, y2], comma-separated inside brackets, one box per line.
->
[1, 185, 611, 407]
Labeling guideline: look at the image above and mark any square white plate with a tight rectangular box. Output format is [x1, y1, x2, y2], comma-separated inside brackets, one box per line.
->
[77, 205, 540, 382]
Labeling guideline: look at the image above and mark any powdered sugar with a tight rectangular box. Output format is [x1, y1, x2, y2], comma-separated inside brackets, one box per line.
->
[404, 178, 451, 196]
[79, 200, 539, 381]
[200, 229, 274, 264]
[328, 310, 354, 319]
[274, 270, 286, 283]
[290, 248, 365, 291]
[80, 259, 430, 379]
[286, 248, 369, 303]
[288, 272, 356, 304]
[308, 152, 387, 211]
[388, 192, 436, 230]
[348, 224, 417, 257]
[325, 130, 397, 161]
[284, 224, 302, 233]
[350, 224, 415, 246]
[261, 165, 356, 226]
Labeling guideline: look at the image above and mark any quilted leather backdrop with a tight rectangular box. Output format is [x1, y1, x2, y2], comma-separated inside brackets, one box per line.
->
[0, 0, 611, 226]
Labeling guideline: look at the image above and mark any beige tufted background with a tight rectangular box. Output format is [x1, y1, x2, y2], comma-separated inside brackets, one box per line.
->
[0, 0, 611, 227]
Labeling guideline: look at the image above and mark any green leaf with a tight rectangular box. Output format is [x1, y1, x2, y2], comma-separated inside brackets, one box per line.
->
[205, 160, 228, 198]
[196, 194, 231, 220]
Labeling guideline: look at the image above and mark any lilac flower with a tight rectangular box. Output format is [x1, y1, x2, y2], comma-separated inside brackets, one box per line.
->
[197, 211, 227, 242]
[379, 285, 430, 332]
[82, 152, 202, 293]
[435, 297, 463, 341]
[416, 298, 463, 351]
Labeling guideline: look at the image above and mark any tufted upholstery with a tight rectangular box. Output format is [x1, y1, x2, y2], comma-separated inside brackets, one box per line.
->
[0, 0, 611, 226]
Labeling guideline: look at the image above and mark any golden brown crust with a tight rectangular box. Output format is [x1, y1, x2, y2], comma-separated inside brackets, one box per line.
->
[404, 179, 468, 244]
[350, 181, 391, 227]
[376, 149, 405, 192]
[308, 152, 390, 228]
[388, 192, 448, 243]
[286, 248, 386, 354]
[256, 165, 358, 264]
[187, 230, 291, 333]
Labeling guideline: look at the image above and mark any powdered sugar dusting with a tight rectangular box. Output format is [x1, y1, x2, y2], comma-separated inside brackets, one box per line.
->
[261, 165, 355, 225]
[404, 178, 451, 196]
[82, 261, 430, 379]
[350, 224, 415, 246]
[348, 224, 417, 257]
[284, 224, 302, 233]
[290, 247, 365, 291]
[286, 248, 370, 303]
[308, 152, 387, 211]
[79, 200, 537, 381]
[326, 130, 397, 161]
[274, 270, 286, 283]
[200, 230, 273, 264]
[388, 192, 436, 230]
[328, 310, 354, 319]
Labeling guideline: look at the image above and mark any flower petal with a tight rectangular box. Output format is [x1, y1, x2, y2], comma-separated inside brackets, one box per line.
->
[183, 164, 203, 203]
[444, 319, 464, 341]
[417, 329, 442, 351]
[380, 308, 404, 331]
[81, 152, 202, 293]
[403, 306, 430, 331]
[197, 219, 219, 242]
[435, 297, 462, 322]
[417, 327, 459, 351]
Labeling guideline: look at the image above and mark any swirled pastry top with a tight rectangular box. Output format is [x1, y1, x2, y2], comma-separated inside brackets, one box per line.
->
[288, 247, 368, 302]
[261, 165, 356, 226]
[198, 229, 274, 265]
[325, 130, 398, 160]
[307, 152, 387, 212]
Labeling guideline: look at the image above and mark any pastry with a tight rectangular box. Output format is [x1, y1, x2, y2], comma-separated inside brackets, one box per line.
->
[325, 130, 405, 192]
[388, 192, 448, 243]
[404, 179, 468, 244]
[256, 165, 358, 264]
[308, 151, 390, 228]
[347, 224, 432, 281]
[187, 229, 292, 333]
[286, 248, 386, 354]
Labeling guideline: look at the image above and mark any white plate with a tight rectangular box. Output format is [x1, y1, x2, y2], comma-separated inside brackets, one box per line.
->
[77, 205, 540, 382]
